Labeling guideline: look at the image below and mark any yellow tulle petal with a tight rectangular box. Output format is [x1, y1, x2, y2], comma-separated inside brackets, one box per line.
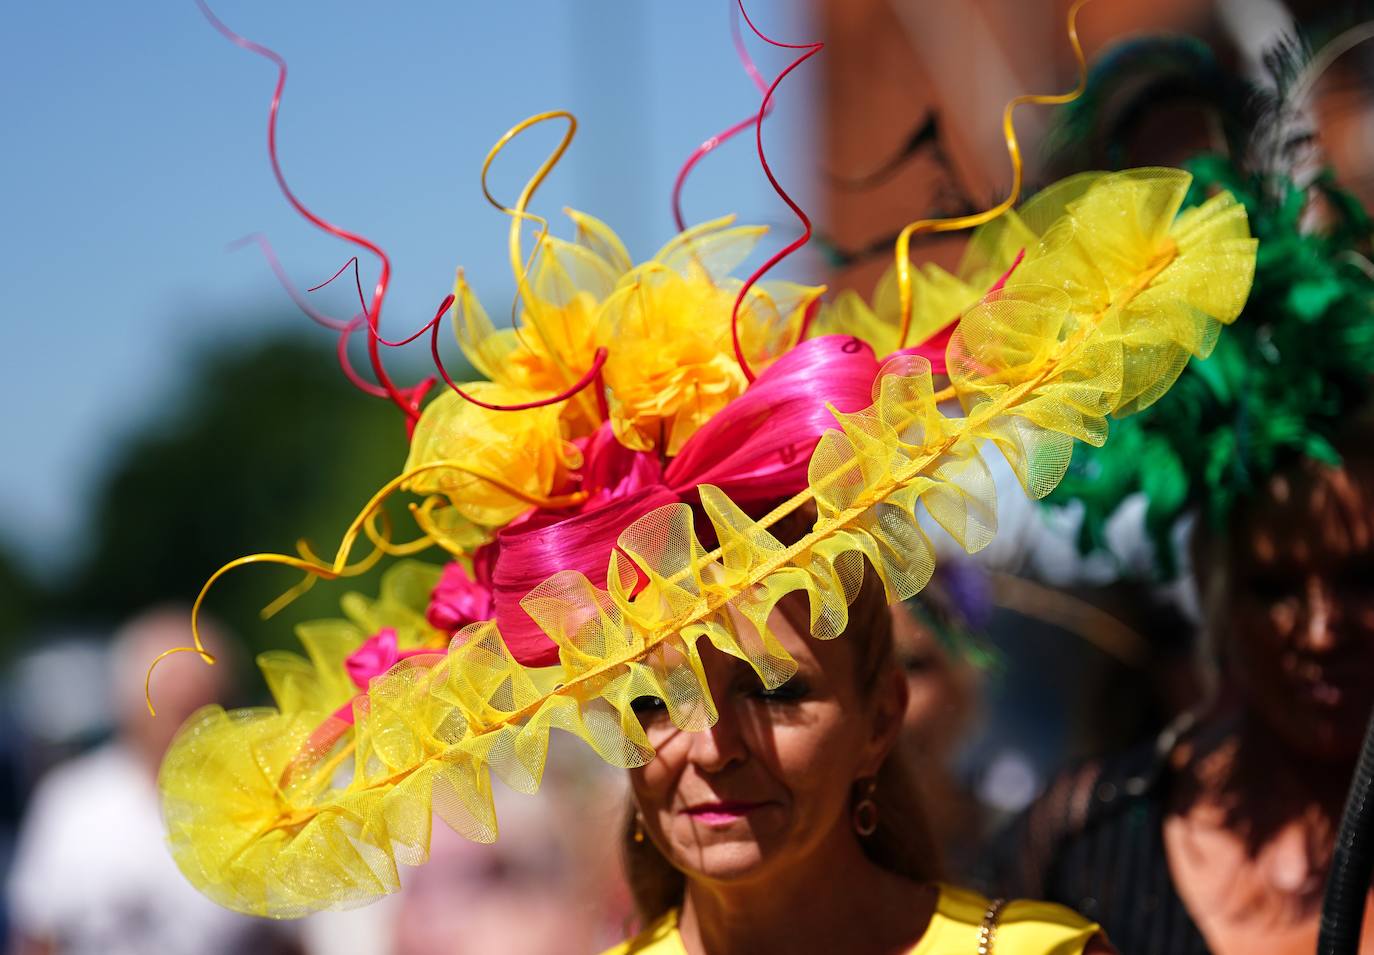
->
[564, 207, 632, 275]
[652, 215, 768, 284]
[450, 273, 514, 385]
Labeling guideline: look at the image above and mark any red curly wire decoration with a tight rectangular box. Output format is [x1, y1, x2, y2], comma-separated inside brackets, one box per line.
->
[670, 2, 772, 232]
[228, 234, 389, 398]
[429, 297, 610, 413]
[729, 1, 823, 384]
[197, 0, 444, 424]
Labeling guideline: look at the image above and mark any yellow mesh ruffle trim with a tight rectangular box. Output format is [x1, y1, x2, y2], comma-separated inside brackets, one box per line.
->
[158, 167, 1255, 918]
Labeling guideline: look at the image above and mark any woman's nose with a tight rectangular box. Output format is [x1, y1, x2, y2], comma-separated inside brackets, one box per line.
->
[1295, 576, 1338, 653]
[687, 699, 749, 773]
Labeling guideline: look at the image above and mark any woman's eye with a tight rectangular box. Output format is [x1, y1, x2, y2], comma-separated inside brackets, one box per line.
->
[754, 681, 808, 704]
[631, 695, 668, 718]
[1245, 573, 1297, 600]
[902, 653, 936, 675]
[631, 695, 672, 732]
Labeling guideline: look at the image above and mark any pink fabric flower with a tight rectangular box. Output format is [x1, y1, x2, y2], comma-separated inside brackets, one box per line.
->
[426, 558, 495, 633]
[344, 628, 401, 691]
[335, 628, 441, 726]
[575, 422, 664, 508]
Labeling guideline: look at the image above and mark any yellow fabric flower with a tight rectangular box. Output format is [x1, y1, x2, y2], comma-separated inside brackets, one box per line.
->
[452, 211, 818, 456]
[403, 382, 577, 527]
[598, 262, 750, 454]
[599, 217, 821, 454]
[451, 209, 630, 438]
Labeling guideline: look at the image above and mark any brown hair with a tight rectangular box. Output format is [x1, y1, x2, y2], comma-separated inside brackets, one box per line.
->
[622, 511, 941, 923]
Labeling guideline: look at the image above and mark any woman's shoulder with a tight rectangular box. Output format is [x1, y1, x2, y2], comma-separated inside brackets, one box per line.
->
[917, 883, 1102, 955]
[598, 909, 684, 955]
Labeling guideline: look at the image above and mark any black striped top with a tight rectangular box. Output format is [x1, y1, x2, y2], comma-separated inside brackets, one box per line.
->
[992, 739, 1213, 954]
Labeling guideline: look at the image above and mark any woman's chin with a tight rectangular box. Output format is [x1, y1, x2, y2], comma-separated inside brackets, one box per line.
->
[1251, 680, 1374, 763]
[665, 821, 790, 882]
[672, 839, 774, 882]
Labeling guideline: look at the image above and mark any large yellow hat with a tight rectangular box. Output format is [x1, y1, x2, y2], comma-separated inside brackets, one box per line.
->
[156, 2, 1255, 919]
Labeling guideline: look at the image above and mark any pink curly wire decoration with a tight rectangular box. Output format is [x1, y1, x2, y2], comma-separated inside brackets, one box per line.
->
[226, 234, 352, 333]
[428, 304, 610, 412]
[203, 3, 610, 424]
[196, 0, 454, 425]
[307, 254, 452, 350]
[730, 1, 824, 384]
[228, 234, 390, 398]
[670, 1, 772, 232]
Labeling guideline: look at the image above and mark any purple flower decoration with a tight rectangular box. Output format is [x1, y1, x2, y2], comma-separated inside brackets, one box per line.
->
[934, 559, 993, 632]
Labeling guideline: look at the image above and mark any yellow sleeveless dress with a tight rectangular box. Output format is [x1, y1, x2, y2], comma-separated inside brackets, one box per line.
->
[599, 883, 1100, 954]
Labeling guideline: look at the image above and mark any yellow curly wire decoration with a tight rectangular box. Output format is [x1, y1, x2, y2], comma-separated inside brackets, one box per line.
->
[408, 496, 483, 558]
[477, 110, 603, 426]
[360, 509, 437, 558]
[894, 0, 1092, 348]
[145, 458, 587, 715]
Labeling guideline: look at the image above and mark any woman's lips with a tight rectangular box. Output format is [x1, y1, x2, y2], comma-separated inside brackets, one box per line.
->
[682, 800, 772, 825]
[1287, 656, 1374, 707]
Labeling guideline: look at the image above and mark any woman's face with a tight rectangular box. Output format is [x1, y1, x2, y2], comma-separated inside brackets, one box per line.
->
[628, 605, 905, 885]
[1223, 456, 1374, 760]
[892, 603, 974, 773]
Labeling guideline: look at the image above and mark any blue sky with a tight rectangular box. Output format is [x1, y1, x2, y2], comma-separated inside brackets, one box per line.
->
[2, 1, 819, 576]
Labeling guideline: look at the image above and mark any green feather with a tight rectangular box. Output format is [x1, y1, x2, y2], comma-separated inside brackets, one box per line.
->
[1050, 156, 1374, 576]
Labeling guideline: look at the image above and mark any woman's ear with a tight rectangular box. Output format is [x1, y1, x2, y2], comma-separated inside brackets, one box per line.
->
[860, 664, 909, 777]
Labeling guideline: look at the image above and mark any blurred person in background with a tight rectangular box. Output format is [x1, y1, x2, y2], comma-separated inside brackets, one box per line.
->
[995, 17, 1374, 953]
[5, 606, 299, 955]
[0, 699, 26, 952]
[891, 567, 987, 880]
[817, 0, 1243, 298]
[387, 765, 628, 955]
[810, 0, 1271, 864]
[297, 749, 631, 955]
[1005, 432, 1374, 954]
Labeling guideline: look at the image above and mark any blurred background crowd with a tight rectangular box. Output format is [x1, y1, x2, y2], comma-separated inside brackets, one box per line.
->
[3, 0, 1372, 952]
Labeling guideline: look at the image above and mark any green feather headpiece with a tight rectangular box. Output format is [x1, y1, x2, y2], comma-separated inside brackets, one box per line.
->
[1050, 35, 1374, 575]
